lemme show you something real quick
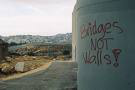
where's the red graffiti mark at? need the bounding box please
[112,48,122,68]
[80,21,124,40]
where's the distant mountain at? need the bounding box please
[1,33,72,44]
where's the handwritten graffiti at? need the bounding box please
[112,48,122,67]
[80,21,123,39]
[81,20,123,68]
[83,49,122,67]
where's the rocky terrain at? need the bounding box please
[0,56,52,78]
[8,43,72,57]
[0,55,71,79]
[0,33,72,79]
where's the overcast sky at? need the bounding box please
[0,0,76,36]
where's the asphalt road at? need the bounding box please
[0,61,77,90]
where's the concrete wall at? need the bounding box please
[73,0,135,90]
[72,5,77,61]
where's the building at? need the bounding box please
[0,39,8,60]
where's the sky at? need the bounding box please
[0,0,76,36]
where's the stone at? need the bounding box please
[15,62,25,72]
[5,57,12,62]
[0,63,14,74]
[53,58,56,61]
[32,57,36,60]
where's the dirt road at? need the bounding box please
[0,61,77,90]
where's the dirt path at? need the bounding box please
[0,60,77,90]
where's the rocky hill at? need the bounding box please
[1,33,72,44]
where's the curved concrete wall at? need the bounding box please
[72,0,135,90]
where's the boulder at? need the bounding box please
[0,63,14,74]
[15,62,24,72]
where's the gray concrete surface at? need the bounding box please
[0,61,77,90]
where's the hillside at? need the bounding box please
[1,33,72,44]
